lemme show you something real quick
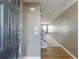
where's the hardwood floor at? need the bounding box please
[41,47,73,59]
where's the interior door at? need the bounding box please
[0,0,20,59]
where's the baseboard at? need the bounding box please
[59,44,77,59]
[41,46,47,48]
[23,57,40,59]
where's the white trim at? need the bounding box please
[23,57,40,59]
[0,4,4,51]
[58,43,77,59]
[41,46,47,48]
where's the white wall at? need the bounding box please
[49,2,78,57]
[45,34,61,47]
[23,3,41,57]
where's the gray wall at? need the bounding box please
[49,2,78,57]
[23,3,41,57]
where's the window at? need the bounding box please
[41,24,54,34]
[41,24,48,34]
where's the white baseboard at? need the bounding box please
[59,44,77,59]
[41,46,47,48]
[23,57,40,59]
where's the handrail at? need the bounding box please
[41,38,47,48]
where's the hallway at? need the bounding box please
[0,0,78,59]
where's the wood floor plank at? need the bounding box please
[41,47,73,59]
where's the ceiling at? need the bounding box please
[23,0,77,24]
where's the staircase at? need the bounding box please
[41,38,47,48]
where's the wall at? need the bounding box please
[23,3,41,57]
[49,2,78,57]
